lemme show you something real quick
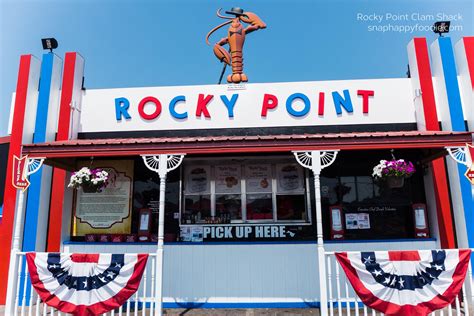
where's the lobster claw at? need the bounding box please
[213,44,231,65]
[240,12,266,29]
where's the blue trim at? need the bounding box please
[438,38,465,130]
[162,302,320,309]
[20,53,57,304]
[63,240,318,245]
[438,38,474,249]
[63,238,436,246]
[23,53,55,252]
[325,238,436,244]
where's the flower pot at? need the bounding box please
[81,183,102,193]
[386,176,404,188]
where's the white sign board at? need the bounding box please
[79,79,415,133]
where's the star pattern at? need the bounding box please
[361,250,446,291]
[46,253,125,290]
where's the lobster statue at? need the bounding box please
[206,7,266,84]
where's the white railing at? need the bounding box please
[11,252,157,316]
[324,250,474,316]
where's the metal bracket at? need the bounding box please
[142,154,185,177]
[293,151,339,171]
[446,146,471,167]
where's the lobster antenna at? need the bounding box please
[205,20,232,45]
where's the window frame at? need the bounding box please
[180,156,312,226]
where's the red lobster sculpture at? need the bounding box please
[206,7,266,84]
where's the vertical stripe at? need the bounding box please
[47,52,84,251]
[23,54,62,249]
[455,37,474,132]
[407,38,456,248]
[431,37,474,249]
[438,38,465,130]
[19,53,62,304]
[0,55,40,304]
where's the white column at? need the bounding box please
[5,157,44,315]
[293,150,338,316]
[142,154,184,316]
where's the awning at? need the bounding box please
[21,130,472,170]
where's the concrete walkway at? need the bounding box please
[0,306,320,315]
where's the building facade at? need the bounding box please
[0,36,473,312]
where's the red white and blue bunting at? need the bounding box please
[336,250,471,316]
[26,253,148,316]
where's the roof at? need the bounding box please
[0,136,10,145]
[23,130,472,159]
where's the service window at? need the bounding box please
[183,165,211,224]
[275,163,306,221]
[181,158,310,225]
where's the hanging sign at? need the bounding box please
[12,155,29,191]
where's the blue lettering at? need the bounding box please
[286,93,310,117]
[332,90,353,115]
[169,95,187,119]
[220,94,239,118]
[115,97,131,121]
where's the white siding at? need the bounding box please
[64,240,437,304]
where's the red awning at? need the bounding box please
[22,130,472,159]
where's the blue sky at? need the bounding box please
[0,0,472,136]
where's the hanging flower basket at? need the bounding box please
[68,167,109,193]
[372,159,415,188]
[386,176,405,188]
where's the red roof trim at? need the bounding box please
[21,131,472,158]
[0,136,10,144]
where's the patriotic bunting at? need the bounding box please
[26,253,148,316]
[335,250,471,316]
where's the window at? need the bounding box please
[183,166,211,223]
[320,150,428,240]
[181,159,310,224]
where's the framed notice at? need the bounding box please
[74,160,134,235]
[245,164,272,193]
[138,208,152,234]
[215,164,241,194]
[345,213,371,230]
[185,165,210,194]
[276,163,304,193]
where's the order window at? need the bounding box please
[182,159,310,224]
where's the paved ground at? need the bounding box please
[0,306,320,315]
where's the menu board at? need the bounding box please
[185,165,210,194]
[245,164,272,193]
[215,165,241,194]
[75,160,134,235]
[276,163,304,193]
[345,213,370,230]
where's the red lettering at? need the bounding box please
[261,94,278,117]
[138,96,161,120]
[357,90,374,114]
[318,92,324,116]
[196,94,213,118]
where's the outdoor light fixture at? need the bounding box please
[433,21,450,36]
[41,38,58,52]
